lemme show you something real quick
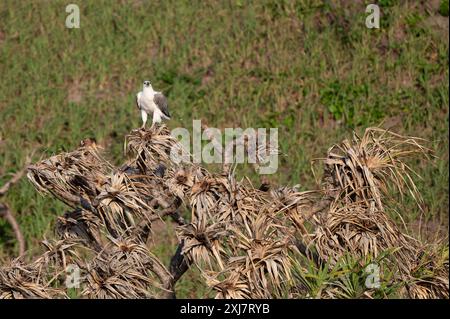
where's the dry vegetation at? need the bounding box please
[0,124,447,299]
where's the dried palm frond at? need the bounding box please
[268,186,322,235]
[27,143,112,208]
[0,239,80,299]
[311,200,417,275]
[95,172,156,237]
[82,238,172,298]
[56,208,103,251]
[177,220,228,271]
[224,179,267,224]
[189,173,267,226]
[316,127,430,210]
[190,174,233,224]
[225,213,294,298]
[33,239,85,272]
[407,244,449,299]
[207,270,252,299]
[13,123,445,300]
[124,125,179,173]
[0,259,67,299]
[183,180,297,299]
[83,258,153,298]
[165,165,207,201]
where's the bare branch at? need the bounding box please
[0,203,25,256]
[0,166,27,196]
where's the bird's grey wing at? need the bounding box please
[153,93,170,118]
[136,92,142,110]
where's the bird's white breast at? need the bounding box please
[139,90,157,113]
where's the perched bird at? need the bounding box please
[136,81,170,128]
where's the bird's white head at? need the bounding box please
[143,80,153,91]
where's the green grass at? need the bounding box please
[0,0,448,297]
[440,0,449,16]
[293,249,403,299]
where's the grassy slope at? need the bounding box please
[0,0,448,297]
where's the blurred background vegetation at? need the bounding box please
[0,0,448,297]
